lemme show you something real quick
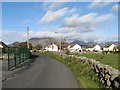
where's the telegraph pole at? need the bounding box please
[55,32,62,56]
[27,27,29,49]
[60,35,62,56]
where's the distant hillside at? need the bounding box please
[9,37,119,49]
[70,40,96,48]
[70,40,119,48]
[8,41,19,47]
[29,37,62,49]
[70,40,87,45]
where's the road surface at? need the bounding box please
[2,54,79,88]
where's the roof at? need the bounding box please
[70,44,82,49]
[0,42,8,48]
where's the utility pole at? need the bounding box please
[55,32,62,57]
[60,35,62,57]
[27,27,29,49]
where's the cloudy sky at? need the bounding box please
[2,1,118,44]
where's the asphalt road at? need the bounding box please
[2,54,79,88]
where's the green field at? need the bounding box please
[76,53,119,70]
[39,52,105,89]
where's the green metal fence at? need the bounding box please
[7,47,30,70]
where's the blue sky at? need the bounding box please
[2,1,118,44]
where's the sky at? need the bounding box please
[1,1,119,44]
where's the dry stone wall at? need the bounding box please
[78,56,120,89]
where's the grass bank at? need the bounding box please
[75,53,119,70]
[38,52,105,89]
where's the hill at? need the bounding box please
[29,37,62,49]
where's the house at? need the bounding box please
[86,48,94,52]
[0,39,3,48]
[0,44,3,48]
[67,45,71,49]
[69,44,82,52]
[103,48,109,51]
[44,43,58,51]
[0,41,8,49]
[92,45,102,52]
[108,44,117,51]
[0,41,8,53]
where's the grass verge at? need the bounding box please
[38,52,105,89]
[74,53,119,70]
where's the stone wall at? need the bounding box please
[77,56,120,89]
[51,52,120,89]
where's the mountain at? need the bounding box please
[70,40,97,48]
[29,37,62,48]
[70,40,87,45]
[70,40,120,48]
[8,41,19,47]
[9,37,119,49]
[98,41,119,48]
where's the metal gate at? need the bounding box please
[7,47,30,70]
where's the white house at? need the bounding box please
[69,44,82,52]
[45,43,58,51]
[86,48,94,52]
[92,45,102,51]
[0,44,3,48]
[103,48,109,51]
[0,39,3,48]
[108,44,116,51]
[67,45,71,49]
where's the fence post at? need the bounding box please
[21,48,24,62]
[18,48,21,64]
[14,48,17,67]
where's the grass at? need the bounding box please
[75,53,119,70]
[38,52,105,89]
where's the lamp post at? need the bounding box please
[55,32,62,56]
[27,27,29,49]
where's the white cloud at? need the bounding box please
[87,2,111,9]
[2,29,118,44]
[2,30,27,44]
[112,4,118,13]
[62,13,113,32]
[61,31,118,43]
[43,2,65,11]
[22,19,29,25]
[57,27,76,33]
[40,7,69,24]
[29,30,58,38]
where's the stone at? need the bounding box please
[101,72,105,77]
[106,79,111,86]
[109,69,119,76]
[105,74,110,81]
[118,74,120,81]
[100,78,105,84]
[113,80,119,88]
[87,59,92,64]
[106,86,110,88]
[95,67,99,73]
[110,75,118,81]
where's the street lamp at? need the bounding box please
[27,27,29,49]
[54,32,62,56]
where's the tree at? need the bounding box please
[12,42,33,50]
[34,44,42,50]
